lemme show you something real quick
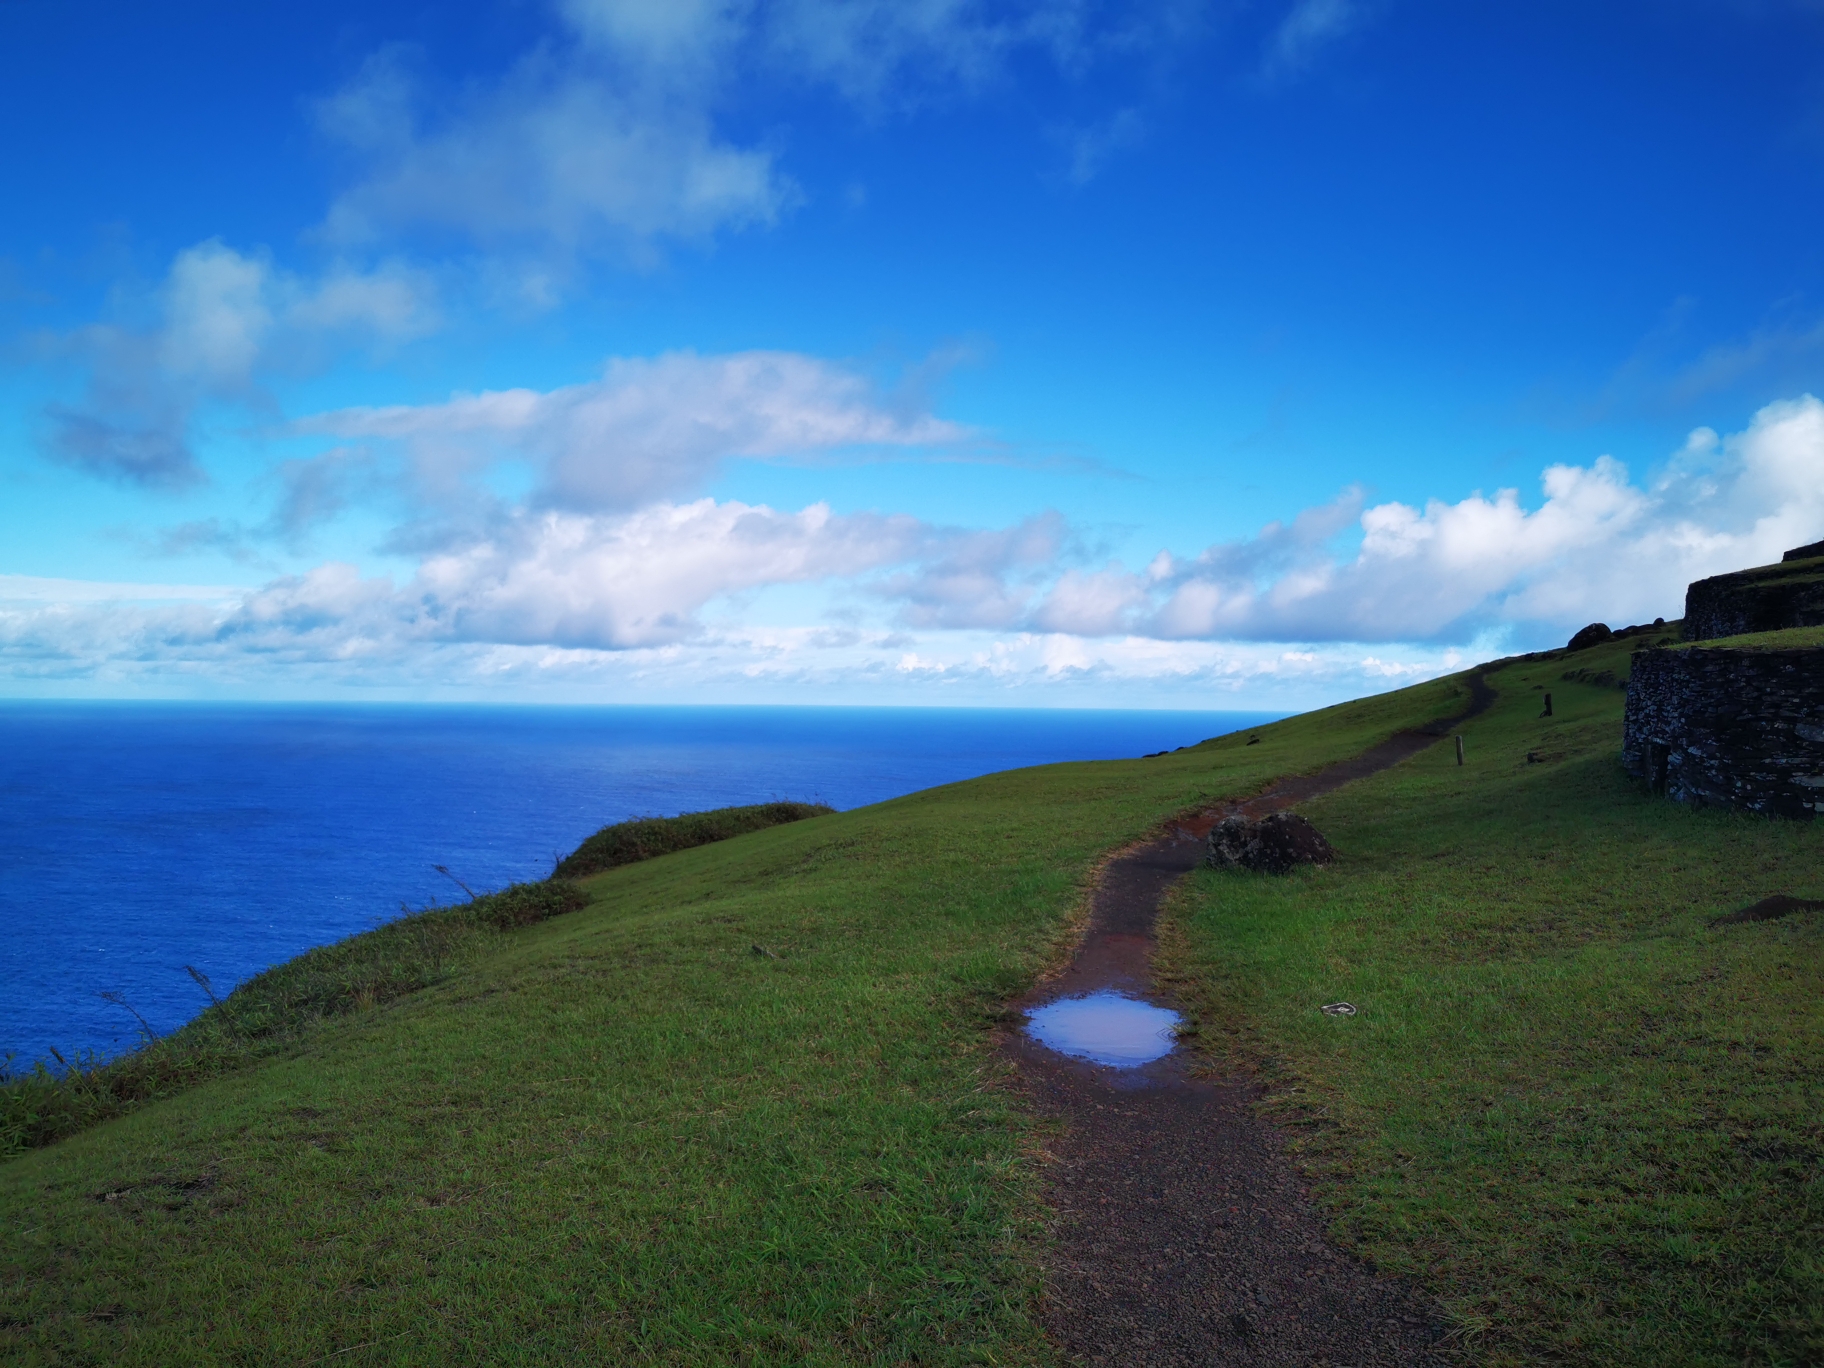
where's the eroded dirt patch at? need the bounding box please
[1711,894,1824,926]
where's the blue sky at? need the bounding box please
[4,0,1823,707]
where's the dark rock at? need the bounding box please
[1567,622,1613,651]
[1782,539,1824,563]
[1207,813,1337,874]
[1207,816,1251,867]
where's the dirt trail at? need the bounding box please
[1009,671,1497,1366]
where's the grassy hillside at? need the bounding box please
[1164,632,1824,1366]
[5,646,1818,1366]
[0,678,1463,1366]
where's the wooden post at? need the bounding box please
[1455,735,1465,766]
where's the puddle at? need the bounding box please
[1024,991,1181,1068]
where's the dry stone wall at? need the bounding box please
[1622,645,1824,819]
[1682,554,1824,641]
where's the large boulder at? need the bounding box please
[1206,812,1337,874]
[1567,622,1613,651]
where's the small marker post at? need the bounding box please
[1455,735,1465,766]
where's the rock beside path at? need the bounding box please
[1206,812,1336,874]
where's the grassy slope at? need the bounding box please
[0,678,1464,1367]
[1165,633,1824,1367]
[1673,623,1824,651]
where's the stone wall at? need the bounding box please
[1682,553,1824,641]
[1622,646,1824,819]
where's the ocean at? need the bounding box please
[0,702,1282,1067]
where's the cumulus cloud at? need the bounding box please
[41,241,438,488]
[1017,394,1824,644]
[411,499,926,648]
[2,496,1020,678]
[22,380,1824,702]
[301,349,969,511]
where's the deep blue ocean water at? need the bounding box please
[0,703,1281,1067]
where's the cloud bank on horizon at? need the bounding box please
[4,0,1824,706]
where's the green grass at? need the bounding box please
[1697,556,1824,591]
[555,801,834,879]
[1671,623,1824,651]
[0,678,1466,1366]
[1162,630,1824,1366]
[1,882,587,1160]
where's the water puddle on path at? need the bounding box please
[1024,991,1181,1068]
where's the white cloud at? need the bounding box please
[0,581,1463,708]
[411,499,925,648]
[157,242,273,386]
[1266,0,1365,74]
[559,0,748,83]
[560,0,1106,106]
[315,1,1171,269]
[1023,394,1824,644]
[19,394,1823,701]
[318,48,791,260]
[302,349,969,511]
[761,0,1084,105]
[870,513,1065,629]
[0,575,240,605]
[1062,107,1144,186]
[41,241,438,488]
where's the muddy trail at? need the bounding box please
[1008,671,1497,1366]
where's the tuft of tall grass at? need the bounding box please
[0,879,587,1160]
[553,801,833,878]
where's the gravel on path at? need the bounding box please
[1008,675,1496,1365]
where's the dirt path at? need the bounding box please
[1008,673,1496,1366]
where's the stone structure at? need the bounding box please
[1622,646,1824,821]
[1620,540,1824,818]
[1682,547,1824,641]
